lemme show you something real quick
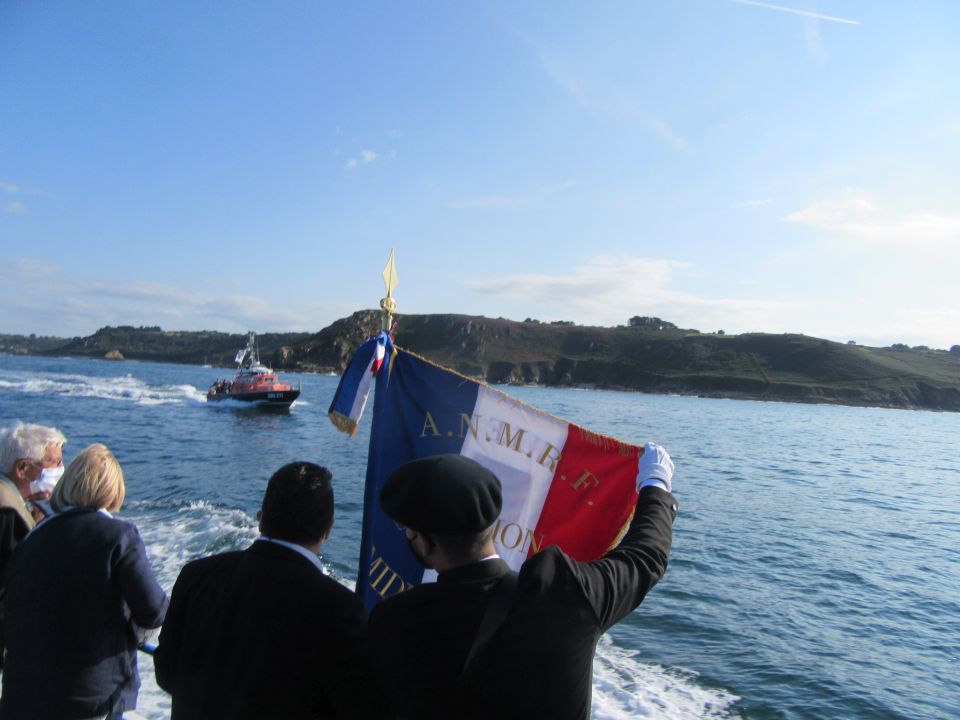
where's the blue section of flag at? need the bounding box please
[327,334,381,437]
[355,345,480,609]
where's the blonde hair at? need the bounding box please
[51,444,126,513]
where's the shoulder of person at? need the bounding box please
[290,563,363,605]
[520,543,569,579]
[92,512,152,545]
[0,506,29,532]
[179,549,245,578]
[368,579,439,622]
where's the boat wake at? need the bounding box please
[592,635,739,719]
[0,371,207,406]
[122,501,739,720]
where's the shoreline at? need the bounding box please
[5,351,954,414]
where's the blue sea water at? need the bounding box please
[0,353,957,720]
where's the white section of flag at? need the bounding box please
[460,385,568,570]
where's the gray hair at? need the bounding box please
[0,421,67,476]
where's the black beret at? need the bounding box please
[380,455,502,535]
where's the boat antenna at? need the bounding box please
[380,248,398,333]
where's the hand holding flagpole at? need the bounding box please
[380,249,398,332]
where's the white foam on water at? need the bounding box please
[0,371,206,406]
[591,635,739,719]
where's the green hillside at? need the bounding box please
[5,314,959,411]
[295,312,960,411]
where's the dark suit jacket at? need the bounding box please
[154,539,389,720]
[0,508,168,719]
[368,485,678,720]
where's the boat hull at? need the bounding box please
[206,388,301,408]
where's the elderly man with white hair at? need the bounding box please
[0,421,67,668]
[0,420,67,529]
[0,420,67,567]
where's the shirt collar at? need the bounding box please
[258,536,327,574]
[53,505,113,518]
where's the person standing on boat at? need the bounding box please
[0,421,67,665]
[154,462,390,720]
[0,420,67,531]
[367,443,678,720]
[0,443,168,720]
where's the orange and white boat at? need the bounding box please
[207,332,301,408]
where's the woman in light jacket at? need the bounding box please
[0,444,168,720]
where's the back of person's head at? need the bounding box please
[0,421,67,476]
[259,462,334,545]
[429,528,496,566]
[51,443,125,512]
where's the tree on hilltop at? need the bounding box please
[628,316,677,330]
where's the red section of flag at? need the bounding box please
[370,340,386,375]
[531,426,641,561]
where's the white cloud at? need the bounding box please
[82,281,204,304]
[729,0,860,25]
[0,262,334,336]
[543,57,687,150]
[344,149,378,170]
[0,181,21,194]
[1,201,27,215]
[784,187,960,247]
[511,27,687,151]
[781,299,960,350]
[469,256,791,332]
[803,14,829,66]
[0,258,59,279]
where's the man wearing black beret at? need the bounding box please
[368,443,678,720]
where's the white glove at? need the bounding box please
[638,442,674,493]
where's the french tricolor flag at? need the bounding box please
[328,331,394,437]
[330,333,644,610]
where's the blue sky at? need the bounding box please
[2,1,958,348]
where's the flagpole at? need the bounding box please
[380,249,398,332]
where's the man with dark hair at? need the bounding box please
[368,443,678,720]
[155,462,389,720]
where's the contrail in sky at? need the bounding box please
[730,0,861,25]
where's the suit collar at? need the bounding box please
[252,537,326,574]
[438,557,510,584]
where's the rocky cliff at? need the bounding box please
[288,311,960,412]
[8,314,959,412]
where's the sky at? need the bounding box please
[2,1,958,349]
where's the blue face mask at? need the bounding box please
[29,465,64,495]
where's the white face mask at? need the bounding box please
[29,465,64,495]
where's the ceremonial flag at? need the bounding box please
[330,332,645,610]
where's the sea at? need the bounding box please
[0,353,957,720]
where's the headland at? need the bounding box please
[4,312,959,412]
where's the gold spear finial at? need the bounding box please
[380,248,398,332]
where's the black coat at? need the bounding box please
[0,509,168,720]
[368,485,678,720]
[154,539,390,720]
